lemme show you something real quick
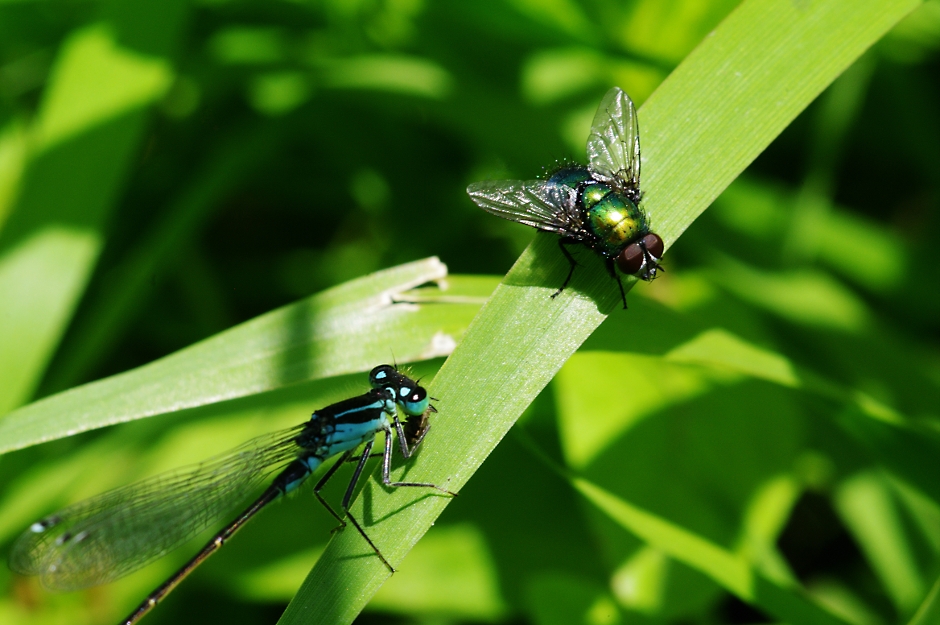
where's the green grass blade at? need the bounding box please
[835,472,925,613]
[0,258,488,454]
[908,576,940,625]
[279,0,921,623]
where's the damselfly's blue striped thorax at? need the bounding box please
[9,365,454,625]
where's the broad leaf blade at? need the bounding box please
[0,258,487,454]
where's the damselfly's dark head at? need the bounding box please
[369,364,432,417]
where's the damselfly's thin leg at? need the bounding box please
[318,420,456,572]
[312,450,358,530]
[332,439,398,571]
[388,417,456,495]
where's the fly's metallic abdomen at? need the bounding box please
[546,164,592,189]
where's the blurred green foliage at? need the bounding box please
[1,0,939,625]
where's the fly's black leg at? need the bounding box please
[552,237,580,299]
[605,259,628,310]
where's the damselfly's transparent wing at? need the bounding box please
[586,87,640,193]
[466,179,580,234]
[10,424,306,591]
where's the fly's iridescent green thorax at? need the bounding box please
[547,165,649,258]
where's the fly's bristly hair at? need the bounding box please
[541,158,575,180]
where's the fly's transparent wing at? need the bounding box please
[10,424,306,591]
[467,179,579,234]
[586,87,640,192]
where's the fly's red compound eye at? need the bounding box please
[616,242,645,275]
[616,233,664,276]
[642,233,664,260]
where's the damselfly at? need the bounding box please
[10,365,453,625]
